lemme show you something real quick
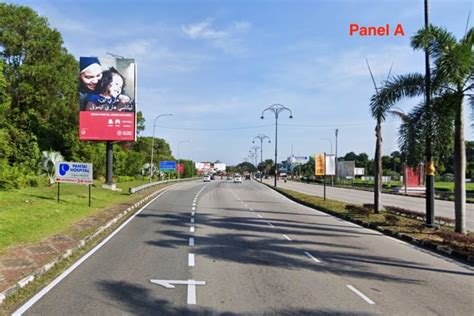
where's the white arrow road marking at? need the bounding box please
[150,279,206,305]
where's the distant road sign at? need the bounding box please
[54,162,93,184]
[160,161,177,172]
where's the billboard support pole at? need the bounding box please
[57,182,60,203]
[89,184,91,207]
[106,141,114,185]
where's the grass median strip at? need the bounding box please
[0,180,160,255]
[271,186,474,262]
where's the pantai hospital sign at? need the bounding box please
[55,162,93,184]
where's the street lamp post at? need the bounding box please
[250,146,260,168]
[261,104,293,187]
[177,140,191,180]
[150,114,173,182]
[321,138,334,185]
[335,128,339,181]
[253,134,271,182]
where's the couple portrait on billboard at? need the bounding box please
[79,56,137,141]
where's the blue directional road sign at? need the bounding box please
[160,161,177,172]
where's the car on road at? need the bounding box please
[203,175,211,182]
[234,176,242,183]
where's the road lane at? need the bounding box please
[21,181,208,315]
[191,180,473,315]
[262,178,474,231]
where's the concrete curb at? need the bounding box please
[0,184,172,305]
[264,183,474,267]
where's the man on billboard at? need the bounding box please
[79,56,136,142]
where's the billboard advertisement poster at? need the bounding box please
[337,161,355,178]
[315,154,325,176]
[55,162,93,184]
[214,163,226,172]
[325,154,335,176]
[160,161,176,173]
[195,162,211,174]
[79,56,137,141]
[177,163,185,174]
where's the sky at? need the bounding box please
[8,0,474,165]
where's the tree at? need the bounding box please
[0,3,79,167]
[375,25,473,233]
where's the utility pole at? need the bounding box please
[424,0,436,227]
[335,128,339,182]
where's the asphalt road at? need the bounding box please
[262,178,474,231]
[17,180,474,315]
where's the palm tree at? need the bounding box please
[40,150,64,185]
[374,25,473,233]
[368,59,395,214]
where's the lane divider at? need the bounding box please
[347,285,375,305]
[283,234,292,241]
[188,254,195,267]
[304,251,321,263]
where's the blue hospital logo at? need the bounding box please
[59,163,70,176]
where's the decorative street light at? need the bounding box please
[250,146,260,167]
[150,113,173,182]
[177,140,191,180]
[253,134,271,182]
[260,104,293,187]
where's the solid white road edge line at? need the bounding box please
[304,251,321,263]
[12,186,174,316]
[283,234,292,241]
[188,254,195,267]
[347,285,375,305]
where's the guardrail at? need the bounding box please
[129,177,198,194]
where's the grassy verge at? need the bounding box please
[0,180,153,255]
[272,187,474,261]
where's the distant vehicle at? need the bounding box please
[245,174,251,180]
[203,175,211,182]
[227,175,233,180]
[234,176,242,183]
[210,174,215,180]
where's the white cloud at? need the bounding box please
[182,19,228,40]
[181,19,252,56]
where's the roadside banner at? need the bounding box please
[54,162,93,184]
[325,154,336,176]
[315,154,325,176]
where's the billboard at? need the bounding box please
[325,154,335,176]
[79,56,136,141]
[214,163,226,172]
[195,162,211,174]
[55,162,93,184]
[337,161,356,179]
[315,154,325,176]
[160,161,177,172]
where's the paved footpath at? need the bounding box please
[262,178,474,231]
